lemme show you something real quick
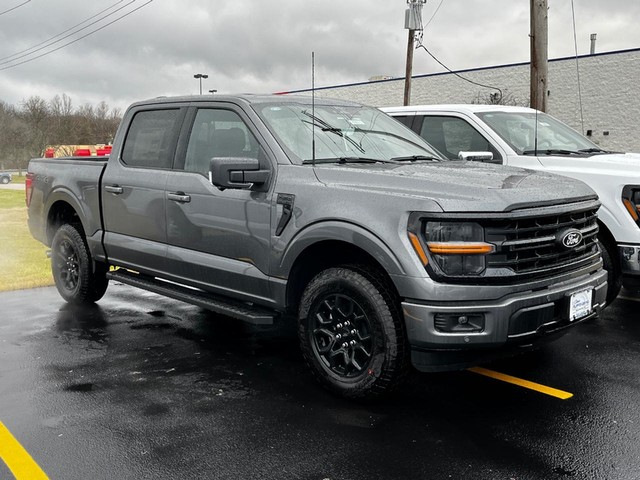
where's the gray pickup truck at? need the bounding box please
[27,94,607,398]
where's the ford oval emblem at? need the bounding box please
[559,229,583,249]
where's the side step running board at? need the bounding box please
[106,269,275,325]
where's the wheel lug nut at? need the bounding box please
[351,329,357,335]
[344,321,350,326]
[336,334,342,339]
[342,342,348,348]
[336,323,343,329]
[349,340,356,346]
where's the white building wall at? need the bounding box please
[298,49,640,152]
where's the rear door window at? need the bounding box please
[121,109,181,169]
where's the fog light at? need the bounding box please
[434,313,485,333]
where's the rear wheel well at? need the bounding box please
[285,240,400,315]
[46,201,82,245]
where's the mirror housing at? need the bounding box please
[458,151,495,162]
[209,157,270,190]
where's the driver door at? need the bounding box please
[163,105,274,303]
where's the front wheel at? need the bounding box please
[51,223,109,304]
[599,236,621,306]
[298,266,409,399]
[0,177,9,184]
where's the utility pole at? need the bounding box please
[404,29,415,106]
[530,0,548,112]
[404,0,426,106]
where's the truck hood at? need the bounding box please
[538,152,640,176]
[313,160,596,212]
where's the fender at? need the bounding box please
[45,186,98,240]
[276,220,407,279]
[596,201,635,244]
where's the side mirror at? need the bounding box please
[458,151,495,162]
[209,157,270,190]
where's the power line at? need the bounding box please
[571,0,585,134]
[0,0,127,63]
[413,0,502,102]
[0,0,30,17]
[423,0,444,29]
[415,42,503,101]
[0,0,136,67]
[0,0,153,71]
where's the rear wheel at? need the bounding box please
[51,223,109,304]
[599,235,621,306]
[298,266,409,399]
[0,177,9,184]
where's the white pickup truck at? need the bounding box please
[383,104,640,304]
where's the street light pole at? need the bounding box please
[193,73,208,95]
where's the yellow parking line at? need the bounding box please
[468,366,573,400]
[0,421,49,480]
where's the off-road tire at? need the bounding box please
[51,223,109,304]
[298,266,409,399]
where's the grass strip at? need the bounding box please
[0,190,53,292]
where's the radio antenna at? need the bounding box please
[312,51,316,165]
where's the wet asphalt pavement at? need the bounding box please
[1,283,639,480]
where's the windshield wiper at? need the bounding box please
[302,157,391,165]
[578,148,615,154]
[391,154,440,162]
[522,148,581,156]
[301,111,365,154]
[351,125,439,153]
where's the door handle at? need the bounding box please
[167,192,191,203]
[105,185,123,194]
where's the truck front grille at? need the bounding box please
[414,200,603,284]
[484,206,600,276]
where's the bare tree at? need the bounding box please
[0,94,123,171]
[471,90,528,107]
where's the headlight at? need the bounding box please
[622,186,640,227]
[408,217,494,277]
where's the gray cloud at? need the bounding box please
[0,0,638,110]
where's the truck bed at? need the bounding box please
[27,157,108,247]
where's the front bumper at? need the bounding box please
[401,268,607,372]
[619,244,640,290]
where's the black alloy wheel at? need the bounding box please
[311,293,373,378]
[55,237,81,292]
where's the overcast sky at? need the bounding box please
[1,0,639,111]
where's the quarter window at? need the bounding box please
[121,109,180,169]
[389,115,414,128]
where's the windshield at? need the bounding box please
[476,111,601,155]
[255,101,444,164]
